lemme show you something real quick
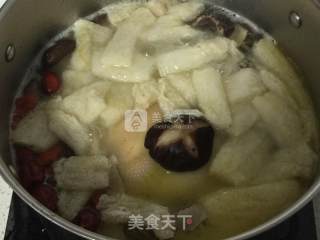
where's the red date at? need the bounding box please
[37,143,65,166]
[41,71,61,95]
[87,189,106,208]
[73,207,101,232]
[15,146,37,163]
[44,166,57,187]
[12,94,38,129]
[42,39,76,68]
[18,159,45,189]
[31,184,58,212]
[15,146,45,189]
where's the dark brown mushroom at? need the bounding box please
[239,23,263,53]
[144,115,214,172]
[91,13,108,25]
[191,12,235,37]
[42,39,76,68]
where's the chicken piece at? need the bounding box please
[54,155,113,191]
[12,104,58,151]
[102,104,216,206]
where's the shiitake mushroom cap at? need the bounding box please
[144,115,214,172]
[42,38,76,68]
[191,8,263,52]
[191,9,235,37]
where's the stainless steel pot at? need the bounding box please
[1,0,320,239]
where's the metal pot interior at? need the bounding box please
[0,0,320,239]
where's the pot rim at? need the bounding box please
[0,0,320,240]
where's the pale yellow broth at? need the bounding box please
[102,104,227,208]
